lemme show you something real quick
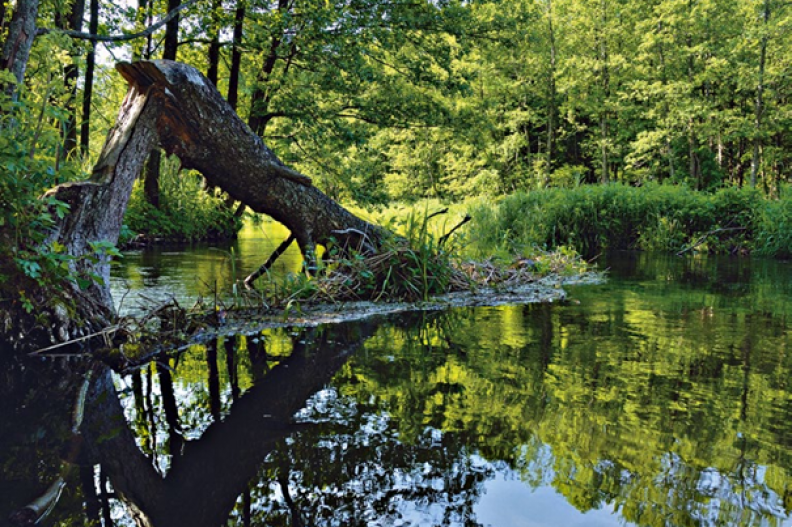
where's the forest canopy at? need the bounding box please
[2,0,790,207]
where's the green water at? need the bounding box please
[1,252,791,526]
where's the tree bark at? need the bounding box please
[0,60,387,352]
[227,0,246,111]
[55,0,85,158]
[0,0,39,99]
[142,0,180,208]
[750,0,770,188]
[120,60,387,261]
[79,0,99,154]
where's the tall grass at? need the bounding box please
[123,163,242,243]
[466,183,791,258]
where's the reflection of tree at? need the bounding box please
[0,356,104,524]
[342,283,792,526]
[239,393,493,527]
[4,254,791,527]
[81,321,379,527]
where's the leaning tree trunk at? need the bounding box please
[118,60,387,260]
[1,59,388,353]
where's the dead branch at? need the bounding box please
[244,233,297,289]
[439,214,472,247]
[676,226,747,256]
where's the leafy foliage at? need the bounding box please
[467,183,792,257]
[123,164,242,243]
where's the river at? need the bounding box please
[1,235,790,526]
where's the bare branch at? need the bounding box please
[37,0,199,42]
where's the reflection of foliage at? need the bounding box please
[101,254,792,526]
[335,255,792,526]
[233,391,493,527]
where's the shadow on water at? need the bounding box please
[2,253,792,526]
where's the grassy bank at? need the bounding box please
[465,184,792,259]
[122,167,243,244]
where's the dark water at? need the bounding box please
[1,250,791,527]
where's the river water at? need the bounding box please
[1,235,791,527]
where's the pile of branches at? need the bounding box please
[259,245,588,306]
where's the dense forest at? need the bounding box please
[3,0,791,198]
[1,0,791,304]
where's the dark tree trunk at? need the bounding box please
[163,0,180,61]
[248,0,290,136]
[79,0,99,154]
[0,60,387,353]
[206,0,221,86]
[0,0,39,99]
[143,148,161,207]
[55,0,85,157]
[142,0,180,208]
[227,0,246,111]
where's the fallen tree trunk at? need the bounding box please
[0,59,390,353]
[117,60,388,262]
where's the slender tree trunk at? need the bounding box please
[143,0,180,208]
[143,149,161,208]
[207,340,221,420]
[248,0,290,136]
[545,0,556,176]
[598,0,609,184]
[55,0,85,157]
[206,0,221,86]
[0,0,40,99]
[163,0,180,61]
[686,10,700,188]
[751,0,770,188]
[80,0,98,154]
[227,0,246,111]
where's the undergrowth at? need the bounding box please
[123,163,242,243]
[466,183,792,258]
[251,208,589,307]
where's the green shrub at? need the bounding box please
[466,183,791,258]
[755,198,792,258]
[123,167,242,242]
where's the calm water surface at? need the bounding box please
[1,245,791,527]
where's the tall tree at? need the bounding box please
[55,0,86,157]
[227,0,245,110]
[79,0,98,153]
[0,0,40,99]
[142,0,182,208]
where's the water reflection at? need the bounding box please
[2,253,791,526]
[111,221,302,315]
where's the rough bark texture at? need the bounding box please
[118,60,387,260]
[1,59,388,353]
[0,0,39,97]
[2,82,160,352]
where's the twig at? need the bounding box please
[676,227,747,256]
[36,0,200,42]
[29,326,120,355]
[439,214,472,247]
[426,208,449,220]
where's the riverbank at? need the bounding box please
[466,183,792,259]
